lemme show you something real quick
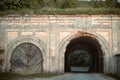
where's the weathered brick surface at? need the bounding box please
[0,15,120,73]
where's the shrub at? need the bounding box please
[0,47,5,65]
[58,0,77,9]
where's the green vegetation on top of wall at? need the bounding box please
[0,8,120,16]
[0,0,120,15]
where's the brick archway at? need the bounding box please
[6,36,47,73]
[65,36,103,72]
[59,31,109,73]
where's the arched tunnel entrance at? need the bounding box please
[64,36,104,73]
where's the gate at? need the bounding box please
[10,42,43,73]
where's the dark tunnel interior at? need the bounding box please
[64,36,104,73]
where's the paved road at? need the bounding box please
[16,73,116,80]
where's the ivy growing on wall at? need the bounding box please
[0,47,5,65]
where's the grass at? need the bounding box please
[0,72,120,80]
[106,73,120,80]
[0,8,120,16]
[0,72,62,80]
